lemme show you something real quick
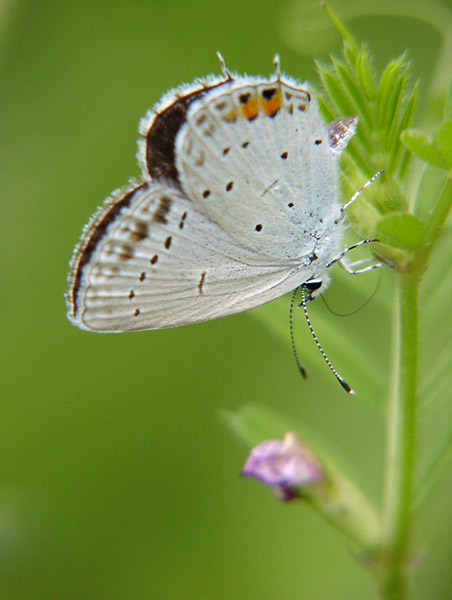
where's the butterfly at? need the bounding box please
[67,55,358,336]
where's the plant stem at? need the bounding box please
[377,176,452,598]
[379,271,419,599]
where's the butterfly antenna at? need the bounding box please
[290,289,307,379]
[300,286,355,395]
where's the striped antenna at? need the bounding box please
[291,285,355,395]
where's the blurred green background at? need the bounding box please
[2,1,452,598]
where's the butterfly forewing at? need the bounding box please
[176,79,341,261]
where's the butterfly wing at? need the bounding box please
[67,180,312,332]
[175,78,348,263]
[68,68,358,333]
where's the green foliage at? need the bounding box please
[316,42,419,269]
[4,2,452,600]
[402,75,452,170]
[229,6,452,600]
[376,214,425,252]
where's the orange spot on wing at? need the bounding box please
[260,89,283,117]
[240,97,259,121]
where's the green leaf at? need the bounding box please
[414,164,448,224]
[401,129,449,168]
[378,60,411,157]
[333,62,374,152]
[396,83,419,179]
[334,59,374,128]
[320,2,358,50]
[376,213,426,251]
[377,56,406,133]
[343,41,358,72]
[317,66,356,117]
[386,74,417,173]
[355,46,377,100]
[433,121,452,167]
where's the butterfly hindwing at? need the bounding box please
[67,181,314,332]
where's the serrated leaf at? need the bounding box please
[356,47,377,100]
[343,42,358,72]
[318,67,356,117]
[376,213,426,251]
[433,121,452,168]
[334,61,374,135]
[385,73,415,171]
[380,69,408,154]
[401,129,449,168]
[377,56,406,130]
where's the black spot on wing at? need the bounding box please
[198,271,206,294]
[239,92,251,104]
[178,211,187,229]
[152,195,172,224]
[121,220,149,242]
[262,88,276,100]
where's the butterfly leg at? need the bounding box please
[327,238,388,274]
[338,257,386,275]
[326,238,377,268]
[336,170,384,221]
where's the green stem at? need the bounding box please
[378,271,419,599]
[376,176,452,598]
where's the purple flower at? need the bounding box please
[242,432,324,501]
